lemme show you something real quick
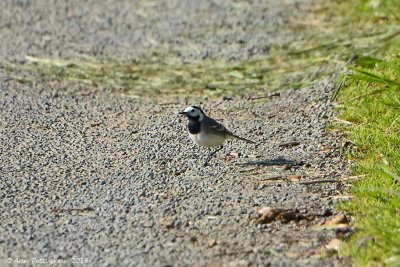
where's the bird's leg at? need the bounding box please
[204,149,213,167]
[204,145,223,166]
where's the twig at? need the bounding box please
[237,167,259,173]
[89,122,102,127]
[342,175,366,180]
[298,175,363,186]
[298,179,343,185]
[51,207,94,213]
[256,174,302,183]
[332,117,354,125]
[279,141,300,148]
[248,92,280,100]
[159,102,180,106]
[241,160,300,167]
[256,175,285,183]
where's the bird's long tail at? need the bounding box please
[230,134,257,144]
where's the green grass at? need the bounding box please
[334,0,400,264]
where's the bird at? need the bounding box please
[179,106,256,166]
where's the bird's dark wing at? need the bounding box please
[203,116,257,144]
[202,116,233,137]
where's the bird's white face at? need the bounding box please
[183,106,205,121]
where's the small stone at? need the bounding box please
[256,207,279,224]
[325,238,341,252]
[325,214,348,225]
[282,164,291,170]
[222,96,233,101]
[207,239,216,247]
[229,151,240,157]
[248,253,257,262]
[288,174,301,181]
[163,218,175,229]
[285,252,299,258]
[322,209,333,217]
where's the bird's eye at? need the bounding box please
[191,110,195,113]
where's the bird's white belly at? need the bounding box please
[189,131,226,147]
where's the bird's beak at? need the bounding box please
[178,111,186,115]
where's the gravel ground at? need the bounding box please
[0,0,350,266]
[0,0,305,62]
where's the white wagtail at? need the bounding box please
[179,106,256,166]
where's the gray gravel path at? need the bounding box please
[0,0,350,266]
[0,0,304,62]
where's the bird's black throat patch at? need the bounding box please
[188,119,201,134]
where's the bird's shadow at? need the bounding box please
[238,157,302,167]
